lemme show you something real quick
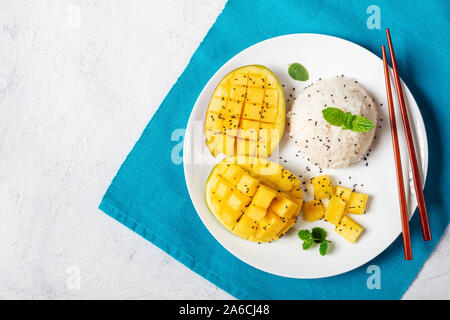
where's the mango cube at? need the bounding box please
[242,102,262,121]
[208,96,227,113]
[279,218,296,236]
[312,175,333,199]
[246,87,265,104]
[256,211,286,239]
[252,185,276,208]
[302,199,325,222]
[270,195,298,218]
[246,205,267,221]
[231,72,248,86]
[238,119,259,140]
[335,215,364,243]
[215,181,231,198]
[347,192,368,215]
[236,174,259,196]
[233,213,258,238]
[221,205,242,226]
[210,196,222,214]
[335,186,352,203]
[222,165,245,183]
[324,196,346,226]
[229,85,247,101]
[227,192,249,212]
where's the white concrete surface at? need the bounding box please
[0,0,447,299]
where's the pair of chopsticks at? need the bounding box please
[382,29,432,260]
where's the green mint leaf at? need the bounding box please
[298,229,311,241]
[319,240,328,256]
[322,107,346,126]
[302,238,314,250]
[311,227,327,241]
[288,63,309,81]
[322,107,374,133]
[351,115,375,132]
[344,112,354,130]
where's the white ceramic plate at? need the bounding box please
[183,34,428,278]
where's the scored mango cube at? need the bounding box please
[312,175,334,199]
[221,205,242,226]
[227,193,247,212]
[231,72,248,86]
[233,213,258,238]
[225,100,243,118]
[270,195,298,219]
[238,119,259,140]
[236,174,259,196]
[205,112,223,130]
[324,196,347,226]
[209,196,222,214]
[256,211,286,239]
[222,165,246,183]
[261,106,277,123]
[233,155,256,170]
[335,215,364,243]
[263,88,278,107]
[229,86,246,101]
[347,192,368,215]
[257,160,283,177]
[208,96,227,113]
[302,199,325,222]
[248,74,266,87]
[246,205,267,221]
[208,174,220,191]
[246,87,265,104]
[215,180,231,198]
[242,102,262,121]
[252,185,276,208]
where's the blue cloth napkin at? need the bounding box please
[100,0,450,299]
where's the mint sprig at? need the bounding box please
[297,227,331,256]
[288,63,309,81]
[322,107,374,133]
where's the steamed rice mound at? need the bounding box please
[289,76,378,168]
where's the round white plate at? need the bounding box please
[183,34,428,278]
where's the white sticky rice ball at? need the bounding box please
[289,76,378,168]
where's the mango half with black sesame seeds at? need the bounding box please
[204,65,285,158]
[205,157,302,242]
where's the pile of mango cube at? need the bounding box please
[302,175,368,243]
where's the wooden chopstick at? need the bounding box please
[386,29,432,241]
[382,46,413,260]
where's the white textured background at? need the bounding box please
[0,0,448,299]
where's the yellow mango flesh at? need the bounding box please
[204,65,285,158]
[312,175,334,199]
[347,192,368,214]
[205,157,302,242]
[324,196,346,226]
[302,199,325,222]
[335,215,364,243]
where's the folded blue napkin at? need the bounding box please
[100,0,450,299]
